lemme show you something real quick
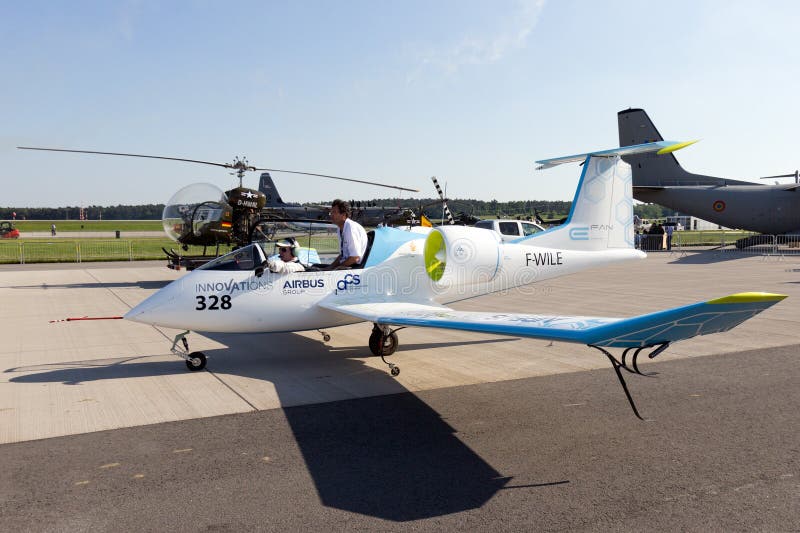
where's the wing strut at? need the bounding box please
[587,342,670,420]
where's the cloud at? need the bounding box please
[408,0,545,82]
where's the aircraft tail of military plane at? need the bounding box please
[258,172,288,207]
[618,108,752,187]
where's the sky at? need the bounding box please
[3,0,800,208]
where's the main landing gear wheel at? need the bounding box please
[369,328,398,357]
[185,352,207,371]
[370,324,403,376]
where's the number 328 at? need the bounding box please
[195,295,232,310]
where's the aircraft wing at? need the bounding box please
[535,140,697,170]
[320,293,785,348]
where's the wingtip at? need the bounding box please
[656,139,699,155]
[706,292,787,305]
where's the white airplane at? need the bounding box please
[105,141,784,419]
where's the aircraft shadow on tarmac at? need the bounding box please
[6,332,570,520]
[668,249,800,265]
[6,280,171,290]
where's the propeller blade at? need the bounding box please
[431,176,455,225]
[759,170,799,180]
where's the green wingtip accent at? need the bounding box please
[657,139,699,155]
[707,292,787,305]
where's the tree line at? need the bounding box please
[1,200,673,221]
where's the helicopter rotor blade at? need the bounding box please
[253,167,418,193]
[16,146,244,170]
[17,146,418,192]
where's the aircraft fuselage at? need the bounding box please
[634,184,800,234]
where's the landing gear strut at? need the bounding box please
[318,329,331,342]
[171,330,207,371]
[588,342,670,420]
[370,324,402,376]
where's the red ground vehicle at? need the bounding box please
[0,221,20,239]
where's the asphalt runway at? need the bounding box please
[1,251,799,529]
[2,347,798,531]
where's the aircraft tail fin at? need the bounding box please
[258,173,286,207]
[529,141,693,251]
[618,108,692,186]
[618,108,748,186]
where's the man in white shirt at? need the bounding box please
[267,239,305,274]
[326,199,368,269]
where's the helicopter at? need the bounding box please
[17,147,419,250]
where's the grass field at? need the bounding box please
[0,233,341,263]
[0,226,777,264]
[7,220,163,232]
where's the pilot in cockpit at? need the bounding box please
[267,239,305,274]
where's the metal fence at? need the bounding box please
[0,233,342,265]
[3,232,800,265]
[638,233,800,256]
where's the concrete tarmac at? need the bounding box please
[1,249,798,528]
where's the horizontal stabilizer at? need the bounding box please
[535,140,697,170]
[321,293,785,348]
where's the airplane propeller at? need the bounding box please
[431,176,455,225]
[759,170,799,184]
[17,146,419,192]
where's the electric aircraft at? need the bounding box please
[114,141,784,419]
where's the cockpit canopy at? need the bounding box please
[162,183,229,242]
[196,243,266,271]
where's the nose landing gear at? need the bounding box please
[370,324,402,376]
[171,330,207,371]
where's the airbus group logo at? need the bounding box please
[336,273,361,291]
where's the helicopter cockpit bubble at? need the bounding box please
[162,183,230,243]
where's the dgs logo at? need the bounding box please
[337,273,361,291]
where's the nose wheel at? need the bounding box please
[185,352,207,371]
[171,331,208,372]
[370,324,402,376]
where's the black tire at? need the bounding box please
[186,352,207,371]
[369,329,398,357]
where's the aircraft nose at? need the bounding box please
[124,279,182,325]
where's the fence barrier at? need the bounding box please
[2,232,800,265]
[0,233,342,265]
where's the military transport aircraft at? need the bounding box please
[56,141,785,419]
[619,108,800,241]
[257,173,414,230]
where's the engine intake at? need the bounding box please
[424,226,502,286]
